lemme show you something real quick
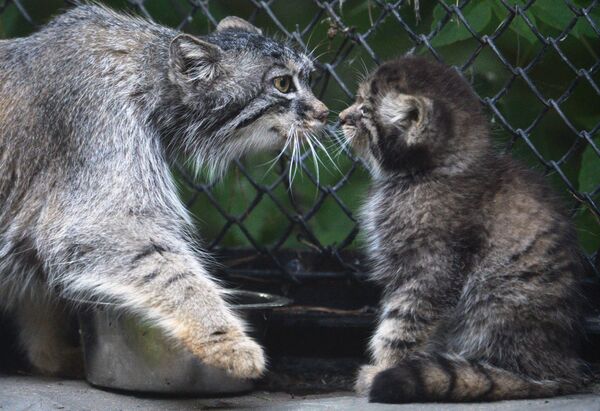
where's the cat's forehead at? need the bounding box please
[357,81,371,97]
[205,30,313,75]
[362,61,409,99]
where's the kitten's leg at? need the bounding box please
[15,292,83,378]
[52,235,264,378]
[356,280,448,394]
[367,268,586,403]
[443,268,585,385]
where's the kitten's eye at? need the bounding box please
[360,105,369,115]
[273,76,294,93]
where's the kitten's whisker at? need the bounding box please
[331,128,354,159]
[333,97,354,106]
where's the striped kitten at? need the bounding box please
[0,5,327,377]
[339,56,589,403]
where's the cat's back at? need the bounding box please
[0,5,174,209]
[480,154,583,274]
[0,4,173,101]
[0,5,173,147]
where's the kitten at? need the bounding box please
[0,5,327,377]
[339,56,589,403]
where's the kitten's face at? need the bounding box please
[339,57,484,178]
[168,17,328,179]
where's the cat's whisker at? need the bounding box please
[295,132,303,185]
[310,131,342,175]
[262,133,292,177]
[304,132,321,187]
[307,133,329,170]
[288,125,303,189]
[287,125,297,188]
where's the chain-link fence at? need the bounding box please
[1,0,598,287]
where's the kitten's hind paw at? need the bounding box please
[355,364,389,396]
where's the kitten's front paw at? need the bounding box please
[188,329,266,379]
[355,364,389,396]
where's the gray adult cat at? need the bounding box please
[0,4,327,377]
[339,56,589,403]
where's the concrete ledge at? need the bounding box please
[2,374,600,410]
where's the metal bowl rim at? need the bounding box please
[66,289,292,310]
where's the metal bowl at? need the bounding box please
[74,290,291,395]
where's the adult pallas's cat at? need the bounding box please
[0,4,327,377]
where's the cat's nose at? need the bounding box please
[313,101,329,124]
[315,109,328,124]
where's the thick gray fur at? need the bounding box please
[0,3,327,377]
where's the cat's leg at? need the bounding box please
[15,290,83,377]
[46,227,265,378]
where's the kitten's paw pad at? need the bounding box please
[194,334,266,379]
[29,346,85,379]
[355,364,388,396]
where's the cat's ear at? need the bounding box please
[169,34,223,84]
[379,93,432,132]
[216,16,262,35]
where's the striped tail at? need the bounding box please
[369,354,575,403]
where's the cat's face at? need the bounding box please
[168,17,328,179]
[339,56,485,178]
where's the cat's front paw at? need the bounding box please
[355,364,389,396]
[188,329,266,379]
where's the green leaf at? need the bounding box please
[579,136,600,193]
[430,2,493,48]
[575,207,600,254]
[530,1,599,40]
[530,1,572,31]
[572,19,597,39]
[489,1,537,45]
[510,10,538,44]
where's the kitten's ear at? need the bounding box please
[169,34,223,84]
[216,16,262,35]
[379,93,432,131]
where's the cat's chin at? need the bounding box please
[304,119,327,132]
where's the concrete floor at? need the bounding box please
[2,374,600,410]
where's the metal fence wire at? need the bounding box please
[1,0,599,284]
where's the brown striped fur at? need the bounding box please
[340,56,589,403]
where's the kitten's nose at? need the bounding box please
[339,107,354,125]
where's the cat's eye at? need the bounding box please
[273,76,294,93]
